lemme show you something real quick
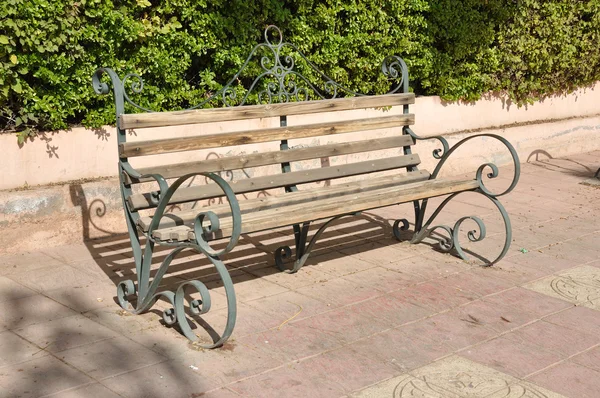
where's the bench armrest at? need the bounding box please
[406,127,520,197]
[146,172,241,257]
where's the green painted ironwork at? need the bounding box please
[392,129,521,265]
[92,24,520,346]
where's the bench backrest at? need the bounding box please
[93,26,419,213]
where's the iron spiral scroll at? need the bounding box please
[393,130,520,265]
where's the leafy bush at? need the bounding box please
[1,0,600,142]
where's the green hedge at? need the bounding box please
[1,0,600,142]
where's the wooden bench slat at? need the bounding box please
[119,93,415,130]
[151,178,479,241]
[120,114,414,158]
[128,154,421,210]
[130,135,415,183]
[138,170,432,231]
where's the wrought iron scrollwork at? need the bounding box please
[116,246,237,348]
[114,171,241,348]
[393,133,519,265]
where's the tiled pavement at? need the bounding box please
[1,150,600,398]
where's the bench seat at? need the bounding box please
[144,173,478,242]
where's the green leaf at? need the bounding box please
[11,81,22,93]
[10,54,18,64]
[0,36,8,45]
[17,131,27,145]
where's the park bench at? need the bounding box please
[93,26,520,348]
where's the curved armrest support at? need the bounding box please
[430,133,520,197]
[147,172,241,258]
[405,127,450,160]
[121,162,168,207]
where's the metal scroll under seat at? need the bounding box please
[92,25,520,348]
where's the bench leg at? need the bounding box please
[116,244,237,348]
[275,214,355,273]
[393,191,512,265]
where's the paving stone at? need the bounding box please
[409,356,518,397]
[7,265,99,294]
[0,277,36,303]
[341,266,421,293]
[13,314,118,353]
[390,281,479,312]
[356,355,567,398]
[352,293,433,328]
[176,341,283,386]
[407,311,499,352]
[43,281,121,314]
[524,265,600,309]
[242,263,333,290]
[570,346,600,372]
[244,290,331,323]
[0,294,77,330]
[0,331,48,367]
[101,360,222,398]
[349,374,424,398]
[461,334,562,378]
[240,322,342,363]
[0,355,92,398]
[82,307,158,336]
[528,361,600,398]
[42,383,122,398]
[290,305,391,344]
[192,387,242,398]
[449,300,538,333]
[57,336,166,380]
[543,306,600,336]
[42,242,128,265]
[293,345,400,394]
[351,327,452,374]
[506,249,581,275]
[206,270,289,303]
[510,320,599,358]
[437,268,513,297]
[0,251,65,276]
[229,361,346,398]
[485,381,567,398]
[197,301,282,339]
[383,254,469,281]
[542,241,600,264]
[294,277,381,308]
[482,288,573,318]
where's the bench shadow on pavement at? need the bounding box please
[69,182,497,346]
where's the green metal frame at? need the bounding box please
[92,25,520,346]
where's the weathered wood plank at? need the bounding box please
[150,178,479,241]
[138,170,431,231]
[129,135,415,183]
[119,93,415,130]
[120,114,414,158]
[128,154,421,210]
